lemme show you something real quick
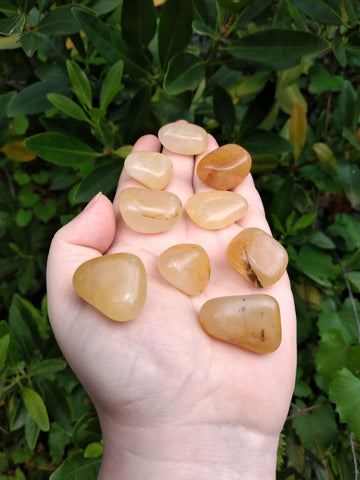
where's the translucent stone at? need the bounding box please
[118,187,182,233]
[124,151,173,190]
[73,253,147,322]
[227,228,288,288]
[158,244,210,295]
[196,144,252,190]
[158,122,208,155]
[185,191,248,229]
[199,294,281,354]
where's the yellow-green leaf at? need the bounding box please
[290,102,307,160]
[313,142,338,171]
[1,138,36,162]
[21,386,50,432]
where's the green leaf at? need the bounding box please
[25,414,40,449]
[227,30,329,63]
[38,5,80,35]
[21,386,50,431]
[334,80,357,132]
[328,213,360,251]
[338,162,360,208]
[0,334,10,365]
[30,359,67,379]
[9,303,37,360]
[49,422,70,464]
[50,452,101,480]
[123,84,152,142]
[294,244,335,287]
[213,85,236,136]
[218,0,253,12]
[0,14,25,35]
[308,231,336,250]
[47,94,90,123]
[329,368,360,437]
[72,413,101,448]
[100,60,124,110]
[301,164,341,193]
[66,60,92,110]
[240,132,293,155]
[121,0,156,47]
[348,272,360,292]
[309,63,344,95]
[34,199,58,223]
[40,381,72,433]
[74,163,122,203]
[84,442,103,458]
[15,208,32,227]
[158,0,193,69]
[25,133,102,166]
[164,53,205,95]
[290,0,342,24]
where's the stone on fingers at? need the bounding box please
[124,151,173,190]
[158,122,208,155]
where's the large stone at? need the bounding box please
[199,294,281,354]
[124,151,173,190]
[158,243,210,295]
[119,187,182,233]
[73,253,147,322]
[158,122,208,155]
[197,144,252,190]
[227,228,288,288]
[185,191,248,229]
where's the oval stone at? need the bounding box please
[185,191,248,229]
[158,122,208,155]
[158,244,210,295]
[227,228,288,288]
[119,187,182,233]
[73,253,147,322]
[197,144,252,190]
[199,294,281,354]
[124,151,173,190]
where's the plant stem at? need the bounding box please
[337,256,360,344]
[350,432,358,480]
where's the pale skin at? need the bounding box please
[47,124,297,479]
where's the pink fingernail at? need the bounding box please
[84,192,102,211]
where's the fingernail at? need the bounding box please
[84,192,102,211]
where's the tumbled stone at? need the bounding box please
[158,122,208,155]
[73,253,147,322]
[124,151,173,190]
[199,294,281,354]
[185,191,248,229]
[227,228,288,288]
[197,144,252,190]
[119,187,182,233]
[158,244,210,295]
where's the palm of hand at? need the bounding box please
[47,132,296,440]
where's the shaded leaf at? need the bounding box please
[0,13,25,35]
[72,413,101,448]
[100,60,124,110]
[241,132,293,155]
[31,359,67,379]
[213,84,236,136]
[329,368,360,436]
[338,162,360,208]
[290,0,342,24]
[218,0,252,12]
[0,333,10,365]
[123,84,152,142]
[164,53,205,94]
[25,414,40,449]
[50,452,100,480]
[38,5,80,35]
[289,102,307,160]
[74,163,122,203]
[121,0,157,47]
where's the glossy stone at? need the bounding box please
[158,244,210,295]
[73,253,147,322]
[158,122,208,155]
[185,191,248,229]
[119,187,182,233]
[197,144,252,190]
[227,228,288,288]
[199,294,281,354]
[124,151,173,190]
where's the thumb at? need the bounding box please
[46,193,116,328]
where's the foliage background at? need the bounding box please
[1,0,360,478]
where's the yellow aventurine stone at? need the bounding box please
[118,187,182,233]
[158,122,208,155]
[124,151,173,190]
[157,244,210,295]
[73,253,147,322]
[227,228,288,288]
[185,191,248,229]
[197,144,252,190]
[199,294,281,354]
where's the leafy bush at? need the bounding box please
[1,0,360,478]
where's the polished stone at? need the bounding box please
[227,228,288,287]
[124,151,173,190]
[197,144,252,190]
[185,191,248,229]
[118,187,182,233]
[199,294,281,353]
[73,253,147,322]
[158,122,208,155]
[158,244,210,295]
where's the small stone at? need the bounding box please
[73,253,147,322]
[124,151,173,190]
[197,144,252,190]
[158,122,208,155]
[227,228,288,288]
[185,191,248,229]
[119,187,182,233]
[199,294,281,354]
[158,244,210,295]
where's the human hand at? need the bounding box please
[47,125,296,479]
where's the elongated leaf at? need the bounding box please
[338,162,360,208]
[9,304,36,360]
[290,0,342,24]
[0,13,25,35]
[73,413,102,448]
[227,30,329,63]
[40,380,72,433]
[164,53,205,94]
[123,84,152,142]
[158,0,193,69]
[74,163,122,203]
[66,60,92,110]
[241,132,293,155]
[21,386,50,431]
[31,359,67,379]
[0,334,10,365]
[218,0,252,12]
[47,94,90,122]
[38,5,80,35]
[100,60,124,110]
[50,452,100,480]
[121,0,156,47]
[213,85,236,136]
[289,102,307,160]
[25,414,40,449]
[25,133,102,166]
[329,368,360,436]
